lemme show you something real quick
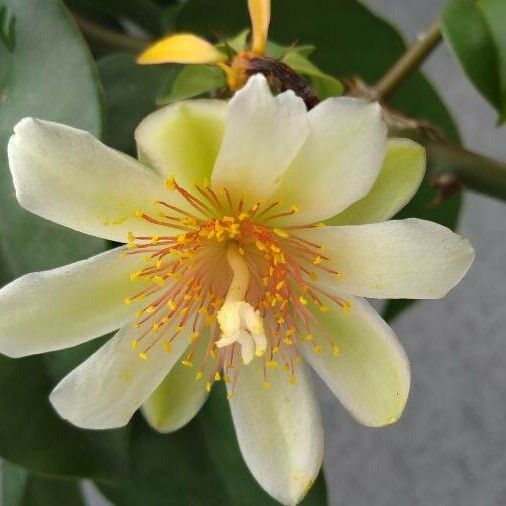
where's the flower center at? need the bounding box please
[124,178,350,395]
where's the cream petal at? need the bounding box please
[271,97,387,226]
[8,118,185,243]
[135,100,227,184]
[50,323,190,429]
[142,335,209,433]
[228,360,323,505]
[327,138,426,225]
[300,295,410,427]
[211,74,309,202]
[302,218,474,299]
[0,247,147,358]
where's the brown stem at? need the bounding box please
[371,19,442,101]
[73,13,149,53]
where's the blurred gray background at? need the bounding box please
[80,0,506,505]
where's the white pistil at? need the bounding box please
[216,243,267,364]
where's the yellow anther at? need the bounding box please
[206,381,212,392]
[316,222,326,228]
[150,235,159,244]
[267,360,278,369]
[333,344,341,356]
[127,231,136,243]
[183,294,192,301]
[227,391,235,400]
[181,358,194,368]
[283,337,293,345]
[238,212,249,221]
[341,300,352,314]
[152,323,160,332]
[189,331,200,343]
[319,305,329,312]
[299,296,308,305]
[138,352,148,360]
[291,205,299,213]
[210,347,217,359]
[134,310,142,318]
[177,234,188,244]
[275,281,285,291]
[309,272,318,281]
[223,375,231,384]
[273,228,289,238]
[152,276,165,287]
[134,210,143,218]
[255,240,266,251]
[163,340,172,353]
[176,325,184,333]
[263,381,272,390]
[167,299,177,311]
[289,374,298,384]
[130,271,141,281]
[131,339,138,350]
[145,305,156,314]
[313,256,322,265]
[272,345,280,354]
[180,306,189,315]
[124,297,132,305]
[286,327,296,336]
[238,247,245,255]
[214,371,222,381]
[305,334,314,341]
[195,371,203,381]
[313,345,323,353]
[262,277,269,287]
[165,176,176,190]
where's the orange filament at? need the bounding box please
[124,179,348,397]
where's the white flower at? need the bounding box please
[0,74,473,505]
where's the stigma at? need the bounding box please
[216,243,267,364]
[123,177,350,395]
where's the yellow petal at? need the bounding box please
[248,0,270,54]
[137,33,226,65]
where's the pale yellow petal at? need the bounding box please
[248,0,271,54]
[137,34,226,65]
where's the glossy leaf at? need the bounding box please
[0,0,122,481]
[96,386,327,506]
[442,0,506,124]
[2,461,84,506]
[0,0,106,278]
[157,64,226,105]
[98,52,176,154]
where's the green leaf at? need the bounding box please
[65,0,163,36]
[157,64,226,105]
[0,0,128,482]
[282,51,343,98]
[97,386,327,506]
[2,461,84,506]
[442,0,506,124]
[0,5,16,51]
[98,52,176,154]
[0,353,122,480]
[0,0,106,278]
